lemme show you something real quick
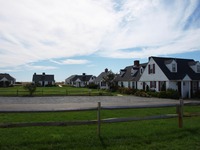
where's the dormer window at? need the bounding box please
[172,64,176,72]
[140,67,143,74]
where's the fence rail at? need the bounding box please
[0,100,200,137]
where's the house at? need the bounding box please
[65,73,96,87]
[115,60,147,89]
[95,68,114,89]
[139,56,200,98]
[32,72,55,86]
[0,73,16,87]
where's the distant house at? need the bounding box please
[139,56,200,98]
[95,68,113,89]
[65,73,96,87]
[0,73,16,87]
[115,60,147,89]
[32,72,55,87]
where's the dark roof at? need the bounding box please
[0,73,15,81]
[32,73,55,82]
[115,63,147,82]
[95,70,112,82]
[151,56,200,80]
[71,75,94,82]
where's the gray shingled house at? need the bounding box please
[115,60,147,89]
[0,73,16,87]
[32,72,55,87]
[65,73,96,87]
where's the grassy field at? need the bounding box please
[0,86,113,96]
[0,106,199,150]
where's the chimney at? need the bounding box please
[105,68,108,73]
[42,72,45,76]
[34,73,36,75]
[134,60,140,67]
[82,73,86,76]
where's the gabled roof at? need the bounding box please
[151,56,200,80]
[95,69,112,82]
[0,73,15,81]
[71,75,94,82]
[115,63,147,82]
[32,73,55,82]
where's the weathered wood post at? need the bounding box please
[177,99,184,128]
[97,102,101,137]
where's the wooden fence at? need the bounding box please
[0,99,200,137]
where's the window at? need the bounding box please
[150,81,156,88]
[172,64,176,72]
[197,65,200,73]
[148,64,155,74]
[140,68,143,74]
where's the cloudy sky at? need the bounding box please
[0,0,200,82]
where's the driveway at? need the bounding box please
[0,96,197,112]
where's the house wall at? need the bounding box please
[167,81,178,90]
[139,58,168,91]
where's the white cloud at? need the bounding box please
[0,0,200,68]
[50,59,90,65]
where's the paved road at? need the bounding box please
[0,96,198,112]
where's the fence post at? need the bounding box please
[177,99,184,128]
[97,102,101,137]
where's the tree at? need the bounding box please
[102,70,116,90]
[23,83,37,96]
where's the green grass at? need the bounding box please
[0,106,199,150]
[0,86,113,96]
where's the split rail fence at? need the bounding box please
[0,99,200,136]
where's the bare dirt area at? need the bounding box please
[0,96,197,112]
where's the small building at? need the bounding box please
[115,60,147,89]
[139,56,200,98]
[0,73,16,87]
[95,68,113,89]
[65,73,96,87]
[32,72,55,87]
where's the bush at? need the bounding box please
[87,83,98,89]
[118,87,137,95]
[23,83,37,96]
[158,89,179,99]
[194,90,200,98]
[134,90,150,97]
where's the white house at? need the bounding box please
[66,73,96,87]
[0,73,16,87]
[32,72,55,86]
[139,56,200,98]
[95,68,113,89]
[115,60,147,89]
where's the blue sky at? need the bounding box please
[0,0,200,82]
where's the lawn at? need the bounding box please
[0,106,199,150]
[0,85,113,96]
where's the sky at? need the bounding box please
[0,0,200,82]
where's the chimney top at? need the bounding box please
[105,68,108,73]
[134,60,140,67]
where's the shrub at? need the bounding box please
[87,83,98,89]
[158,89,179,99]
[23,83,37,96]
[134,90,150,97]
[118,87,137,95]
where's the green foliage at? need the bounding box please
[135,90,150,97]
[158,89,179,99]
[118,87,137,95]
[102,70,115,90]
[23,83,37,96]
[87,83,99,89]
